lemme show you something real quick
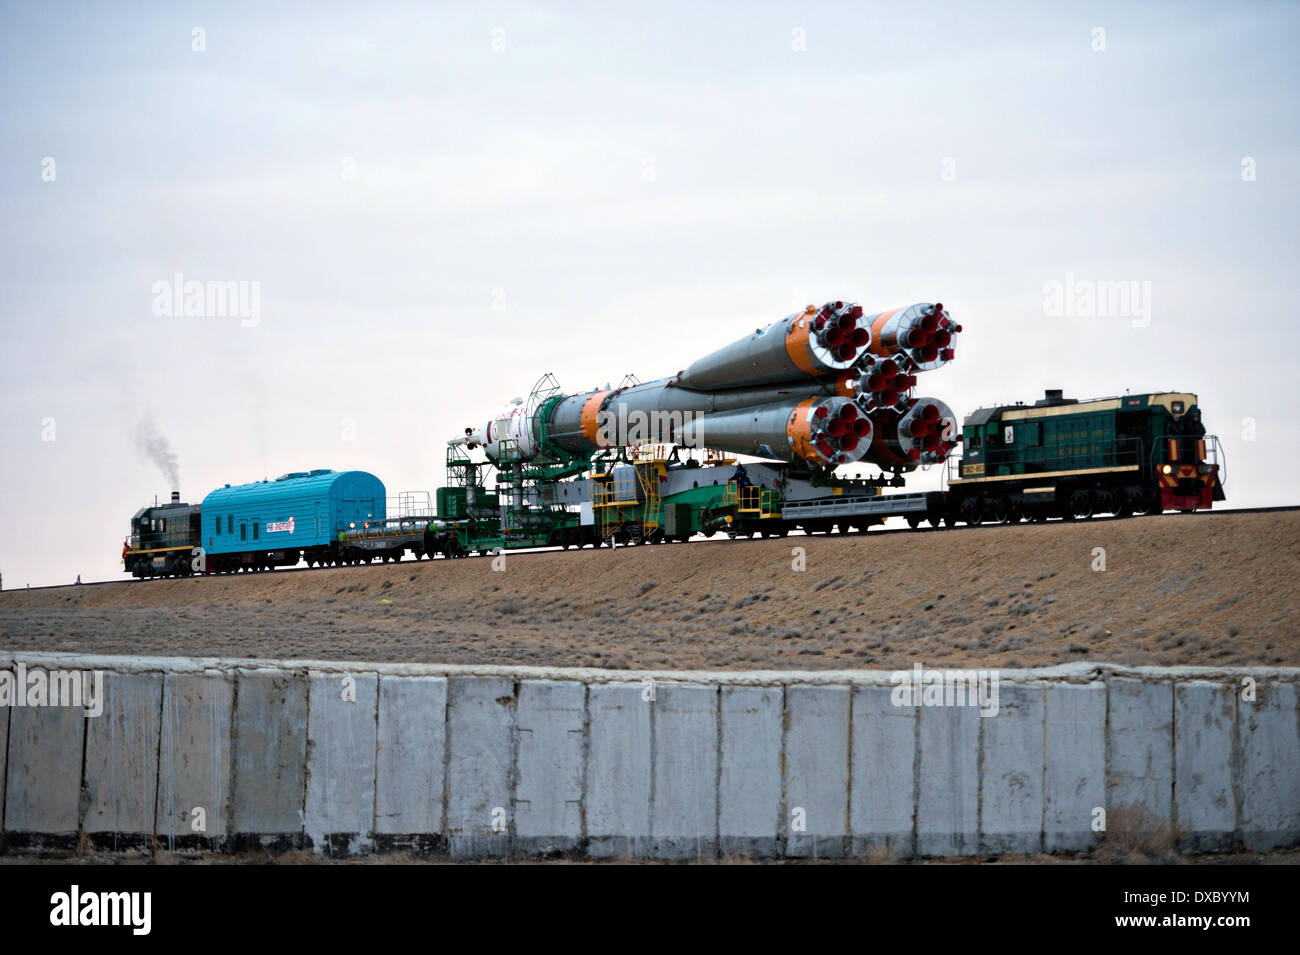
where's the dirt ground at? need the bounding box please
[0,511,1296,670]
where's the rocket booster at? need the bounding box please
[867,397,960,467]
[455,299,961,471]
[677,301,867,390]
[864,302,960,371]
[678,397,874,468]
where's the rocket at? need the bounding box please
[454,300,962,471]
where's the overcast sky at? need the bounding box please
[1,1,1296,587]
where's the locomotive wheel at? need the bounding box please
[1070,490,1095,520]
[1131,492,1157,516]
[987,496,1010,525]
[960,499,983,526]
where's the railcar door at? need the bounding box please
[1115,411,1149,468]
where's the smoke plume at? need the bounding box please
[136,418,180,490]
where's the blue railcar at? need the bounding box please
[199,469,385,572]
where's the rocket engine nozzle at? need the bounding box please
[853,354,915,411]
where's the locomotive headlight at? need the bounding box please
[1161,465,1173,474]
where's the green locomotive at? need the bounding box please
[947,390,1224,523]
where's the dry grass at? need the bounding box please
[1095,805,1184,863]
[1,512,1296,670]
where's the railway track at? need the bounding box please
[6,504,1296,593]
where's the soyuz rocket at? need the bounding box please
[454,300,963,472]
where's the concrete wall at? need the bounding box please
[2,653,1297,859]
